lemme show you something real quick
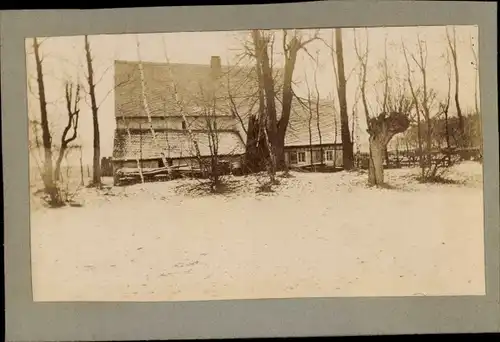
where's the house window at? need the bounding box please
[313,150,322,163]
[298,152,306,163]
[325,150,333,161]
[181,121,187,130]
[289,152,298,164]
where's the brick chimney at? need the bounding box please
[210,56,222,78]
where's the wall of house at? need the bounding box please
[114,159,161,169]
[113,154,244,172]
[285,146,343,167]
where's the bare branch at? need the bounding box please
[353,28,371,129]
[96,72,133,109]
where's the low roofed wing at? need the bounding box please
[112,129,246,161]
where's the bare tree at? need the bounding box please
[245,29,320,175]
[412,35,433,168]
[305,76,315,169]
[160,35,205,174]
[84,35,102,187]
[313,51,324,166]
[470,32,482,157]
[381,34,391,166]
[470,33,479,116]
[278,30,321,168]
[204,103,222,191]
[334,28,354,170]
[31,38,83,205]
[54,81,80,181]
[441,47,453,163]
[354,29,411,186]
[224,60,263,174]
[445,26,465,146]
[403,34,453,180]
[194,82,226,192]
[135,36,172,177]
[402,39,425,178]
[328,52,340,169]
[297,58,324,171]
[28,118,45,185]
[77,144,85,186]
[32,37,63,206]
[402,34,445,180]
[350,83,362,165]
[251,29,278,182]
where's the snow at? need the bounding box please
[30,161,485,301]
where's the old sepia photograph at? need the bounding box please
[27,25,484,302]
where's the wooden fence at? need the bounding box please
[355,147,482,170]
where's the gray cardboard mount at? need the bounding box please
[1,1,499,340]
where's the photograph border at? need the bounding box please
[2,1,499,340]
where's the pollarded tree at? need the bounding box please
[353,28,412,186]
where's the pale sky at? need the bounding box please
[25,25,479,165]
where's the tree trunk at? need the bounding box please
[366,112,410,186]
[79,147,85,186]
[395,141,400,165]
[33,38,61,206]
[425,114,432,168]
[308,97,313,168]
[335,28,354,170]
[276,64,295,169]
[84,35,101,187]
[252,30,277,181]
[54,150,66,182]
[136,39,172,177]
[448,28,465,146]
[245,115,267,173]
[384,146,389,167]
[315,88,323,165]
[368,137,385,186]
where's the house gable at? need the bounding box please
[114,59,261,119]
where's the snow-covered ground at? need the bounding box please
[30,161,485,301]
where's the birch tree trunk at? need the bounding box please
[160,36,205,172]
[127,124,144,184]
[33,37,62,206]
[136,38,172,177]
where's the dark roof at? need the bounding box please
[114,59,262,118]
[112,128,246,161]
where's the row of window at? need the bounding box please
[288,150,335,164]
